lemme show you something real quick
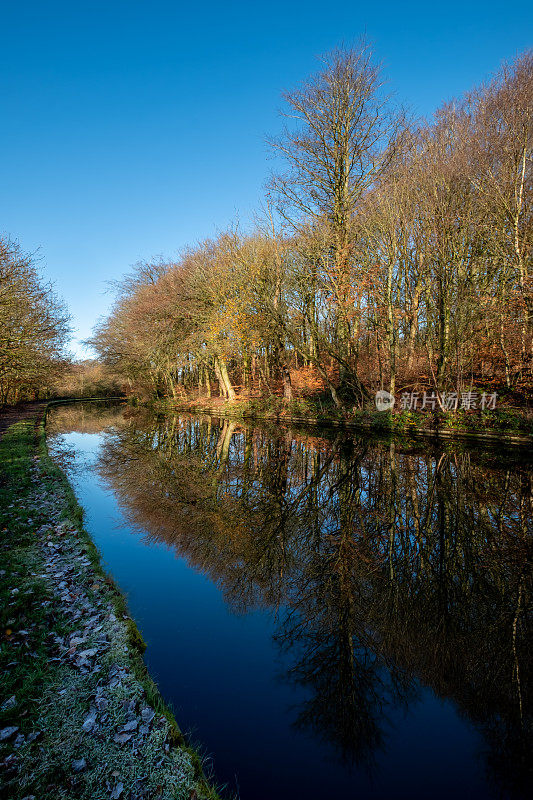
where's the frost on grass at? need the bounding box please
[1,443,215,800]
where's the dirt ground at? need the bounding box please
[0,401,46,440]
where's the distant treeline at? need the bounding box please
[0,238,70,406]
[52,359,124,400]
[91,44,532,408]
[0,241,126,406]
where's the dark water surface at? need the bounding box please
[47,402,533,800]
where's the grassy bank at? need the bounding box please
[150,395,533,446]
[0,412,221,799]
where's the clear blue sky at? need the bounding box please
[1,0,531,357]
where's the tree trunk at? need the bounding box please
[215,357,236,402]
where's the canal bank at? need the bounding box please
[151,396,533,448]
[0,405,220,800]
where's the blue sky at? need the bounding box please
[1,0,531,357]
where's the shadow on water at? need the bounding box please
[47,402,533,800]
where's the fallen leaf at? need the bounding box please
[113,733,132,744]
[110,782,124,799]
[0,727,19,742]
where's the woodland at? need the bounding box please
[2,45,532,416]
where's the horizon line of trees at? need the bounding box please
[91,43,533,409]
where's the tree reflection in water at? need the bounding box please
[67,409,532,797]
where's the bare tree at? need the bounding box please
[269,40,402,400]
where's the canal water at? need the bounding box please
[46,402,532,800]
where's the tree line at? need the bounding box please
[91,44,533,409]
[0,237,70,406]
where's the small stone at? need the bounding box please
[72,758,87,773]
[122,719,138,732]
[27,731,43,744]
[110,782,124,799]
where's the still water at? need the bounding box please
[47,402,532,800]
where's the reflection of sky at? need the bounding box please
[50,424,492,800]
